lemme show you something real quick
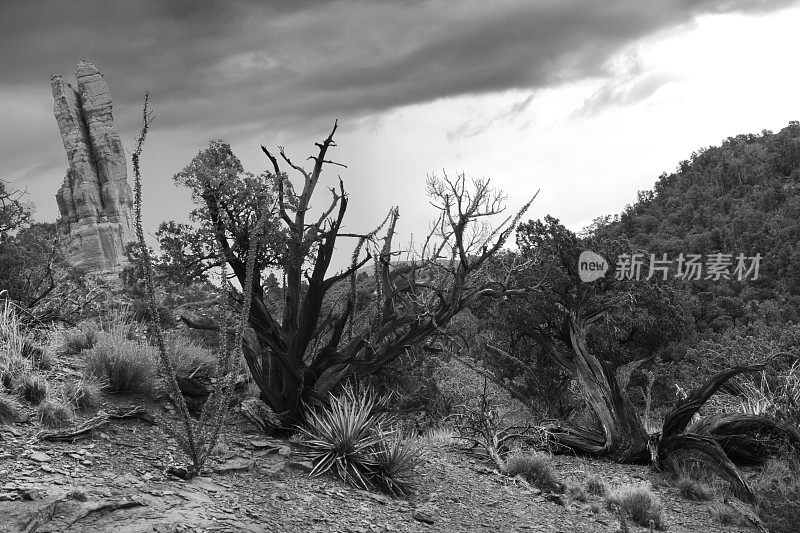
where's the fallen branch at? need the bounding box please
[35,406,153,442]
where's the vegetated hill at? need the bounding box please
[594,121,800,326]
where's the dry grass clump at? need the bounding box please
[566,483,588,503]
[585,474,608,496]
[61,323,99,355]
[63,376,104,412]
[1,298,32,390]
[418,426,457,447]
[166,332,216,381]
[504,452,560,491]
[0,392,21,424]
[710,503,745,526]
[37,398,74,428]
[18,372,48,405]
[605,485,665,530]
[83,329,157,395]
[676,476,715,501]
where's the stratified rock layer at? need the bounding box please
[52,60,134,272]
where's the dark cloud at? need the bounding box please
[1,0,798,186]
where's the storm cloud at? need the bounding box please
[1,0,798,205]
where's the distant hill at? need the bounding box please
[593,121,800,325]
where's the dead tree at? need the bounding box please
[185,123,535,427]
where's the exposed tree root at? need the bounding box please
[541,351,799,502]
[689,413,800,465]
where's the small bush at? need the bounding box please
[676,476,714,501]
[605,485,665,530]
[19,373,48,405]
[504,452,560,491]
[83,331,156,395]
[585,474,608,496]
[0,392,21,424]
[38,399,74,428]
[63,376,104,412]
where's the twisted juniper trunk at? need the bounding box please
[566,313,650,463]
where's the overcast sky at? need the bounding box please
[2,0,800,266]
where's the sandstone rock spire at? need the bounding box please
[52,60,134,272]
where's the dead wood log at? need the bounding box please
[35,406,153,442]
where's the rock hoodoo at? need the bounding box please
[52,60,134,272]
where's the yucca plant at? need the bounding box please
[371,428,425,496]
[299,385,424,495]
[300,385,384,490]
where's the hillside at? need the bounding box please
[594,121,800,326]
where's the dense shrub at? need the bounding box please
[83,330,157,395]
[605,485,665,530]
[504,452,560,491]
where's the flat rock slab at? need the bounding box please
[30,452,52,463]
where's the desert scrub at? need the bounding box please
[605,485,665,530]
[38,398,74,428]
[504,451,560,491]
[676,476,714,501]
[83,330,157,395]
[585,474,608,496]
[300,385,425,495]
[18,372,48,405]
[62,376,104,411]
[0,392,21,424]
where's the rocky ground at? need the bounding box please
[0,397,762,533]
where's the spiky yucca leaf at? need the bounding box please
[372,429,425,497]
